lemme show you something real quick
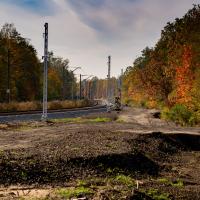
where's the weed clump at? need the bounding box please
[133,188,171,200]
[51,117,111,123]
[57,187,93,199]
[161,104,197,126]
[114,174,135,187]
[157,178,184,188]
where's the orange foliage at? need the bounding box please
[175,46,194,106]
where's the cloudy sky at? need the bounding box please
[0,0,199,78]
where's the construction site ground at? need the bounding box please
[0,107,199,200]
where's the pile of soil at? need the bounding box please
[0,106,200,200]
[0,129,199,199]
[0,131,160,185]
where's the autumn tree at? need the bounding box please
[123,4,200,111]
[0,23,41,102]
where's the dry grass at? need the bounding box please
[0,100,91,112]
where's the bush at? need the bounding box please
[161,104,195,126]
[188,110,200,126]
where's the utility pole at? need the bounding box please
[107,56,111,102]
[7,49,10,103]
[62,65,65,100]
[42,23,48,120]
[79,74,82,100]
[119,69,123,102]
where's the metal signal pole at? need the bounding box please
[62,65,65,100]
[7,49,10,103]
[120,69,123,102]
[42,23,48,120]
[79,74,82,100]
[107,56,111,101]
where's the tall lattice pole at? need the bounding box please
[79,74,82,100]
[120,69,123,103]
[107,56,111,102]
[7,49,10,103]
[42,23,48,120]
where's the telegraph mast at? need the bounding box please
[107,56,111,102]
[42,23,48,120]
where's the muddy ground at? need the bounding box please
[0,107,200,199]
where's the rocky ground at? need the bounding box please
[0,107,199,199]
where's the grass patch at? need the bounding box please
[171,179,184,187]
[77,179,88,187]
[52,117,83,123]
[157,178,184,188]
[89,117,111,123]
[161,104,195,126]
[143,188,171,200]
[157,178,169,184]
[57,187,93,199]
[114,174,135,187]
[51,117,111,123]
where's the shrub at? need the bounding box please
[161,104,194,126]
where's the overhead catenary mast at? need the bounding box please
[42,23,48,120]
[119,69,123,102]
[107,55,111,102]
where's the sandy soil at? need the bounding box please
[0,107,199,199]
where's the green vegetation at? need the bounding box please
[57,187,93,199]
[114,174,135,187]
[52,117,83,123]
[161,104,195,126]
[158,178,184,188]
[123,5,200,126]
[89,117,111,123]
[157,178,170,184]
[77,179,88,187]
[10,177,184,199]
[143,188,170,200]
[171,179,184,188]
[52,117,111,123]
[0,23,76,102]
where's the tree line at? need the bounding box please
[123,5,200,125]
[0,23,76,103]
[82,77,120,100]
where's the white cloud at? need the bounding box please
[0,0,199,78]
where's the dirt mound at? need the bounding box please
[0,131,199,188]
[0,151,159,185]
[129,132,200,161]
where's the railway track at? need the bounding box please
[0,104,104,116]
[0,104,107,122]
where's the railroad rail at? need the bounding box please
[0,104,104,116]
[0,104,107,122]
